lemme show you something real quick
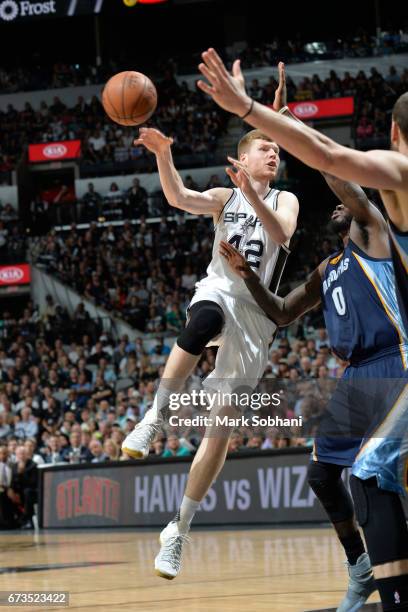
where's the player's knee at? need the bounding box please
[308,461,353,523]
[308,461,334,500]
[177,301,224,355]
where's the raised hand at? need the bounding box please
[134,128,173,155]
[197,48,252,116]
[272,62,287,112]
[225,156,258,202]
[219,240,252,279]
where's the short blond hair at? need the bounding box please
[237,129,274,157]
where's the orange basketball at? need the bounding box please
[102,71,157,127]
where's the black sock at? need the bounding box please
[376,575,408,610]
[338,531,366,565]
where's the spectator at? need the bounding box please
[15,407,38,440]
[43,435,64,464]
[205,174,223,189]
[41,398,62,434]
[0,203,17,223]
[165,303,182,332]
[227,431,244,454]
[104,182,123,206]
[7,439,18,463]
[249,78,263,100]
[151,438,164,456]
[88,130,107,161]
[9,445,38,529]
[62,431,92,463]
[80,183,102,221]
[88,341,111,365]
[181,265,197,290]
[246,433,264,449]
[103,439,119,461]
[126,178,148,217]
[162,435,191,458]
[92,375,113,404]
[316,328,330,350]
[0,413,11,440]
[89,439,108,463]
[356,116,374,139]
[184,175,199,191]
[24,439,45,466]
[0,446,17,529]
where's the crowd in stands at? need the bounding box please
[0,73,228,183]
[0,288,341,528]
[33,182,333,334]
[232,27,408,69]
[0,24,405,184]
[33,212,215,332]
[0,26,406,94]
[0,202,27,264]
[0,63,109,94]
[246,64,408,148]
[0,61,406,187]
[30,172,227,228]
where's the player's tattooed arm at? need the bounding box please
[278,104,386,228]
[135,127,229,215]
[320,173,386,227]
[220,240,324,326]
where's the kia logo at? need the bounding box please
[0,267,24,283]
[293,103,319,118]
[43,144,67,158]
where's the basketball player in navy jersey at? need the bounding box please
[201,49,408,610]
[221,166,406,610]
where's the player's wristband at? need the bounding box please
[240,99,254,119]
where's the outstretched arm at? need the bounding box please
[279,93,383,227]
[219,240,323,326]
[134,128,229,215]
[197,49,408,193]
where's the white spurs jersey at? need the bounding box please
[195,187,291,307]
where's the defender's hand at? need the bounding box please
[219,240,252,279]
[134,128,173,155]
[272,62,287,111]
[197,48,252,116]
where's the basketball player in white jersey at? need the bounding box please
[121,66,299,578]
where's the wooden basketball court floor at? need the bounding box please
[0,526,382,612]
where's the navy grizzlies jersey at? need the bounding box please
[388,220,408,335]
[321,239,408,366]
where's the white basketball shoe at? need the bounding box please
[154,521,190,580]
[121,420,162,459]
